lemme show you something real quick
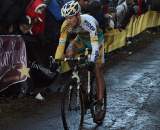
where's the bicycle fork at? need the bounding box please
[68,70,81,110]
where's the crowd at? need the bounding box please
[1,0,159,68]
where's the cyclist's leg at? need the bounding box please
[95,63,105,101]
[95,44,105,101]
[94,44,106,123]
[65,35,85,57]
[65,39,77,57]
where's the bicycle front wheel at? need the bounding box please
[61,82,85,130]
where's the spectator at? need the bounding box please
[150,0,160,11]
[76,0,90,13]
[17,16,32,35]
[88,0,107,32]
[0,0,31,26]
[76,0,109,31]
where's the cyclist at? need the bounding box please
[55,0,106,122]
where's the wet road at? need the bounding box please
[0,32,160,130]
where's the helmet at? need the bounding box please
[61,1,81,17]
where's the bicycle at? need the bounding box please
[58,52,107,130]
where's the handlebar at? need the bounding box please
[55,55,89,62]
[49,48,94,71]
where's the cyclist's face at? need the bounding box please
[66,15,79,28]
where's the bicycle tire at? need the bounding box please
[61,81,85,130]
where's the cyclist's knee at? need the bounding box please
[66,43,76,57]
[95,63,104,71]
[65,49,75,57]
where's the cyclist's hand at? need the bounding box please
[49,56,59,72]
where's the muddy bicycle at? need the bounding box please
[58,53,107,130]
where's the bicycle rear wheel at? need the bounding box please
[61,82,85,130]
[90,79,107,124]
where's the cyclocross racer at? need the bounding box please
[55,0,106,122]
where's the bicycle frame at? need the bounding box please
[68,58,92,109]
[60,47,106,129]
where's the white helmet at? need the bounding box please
[61,1,81,17]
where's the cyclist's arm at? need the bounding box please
[55,20,69,59]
